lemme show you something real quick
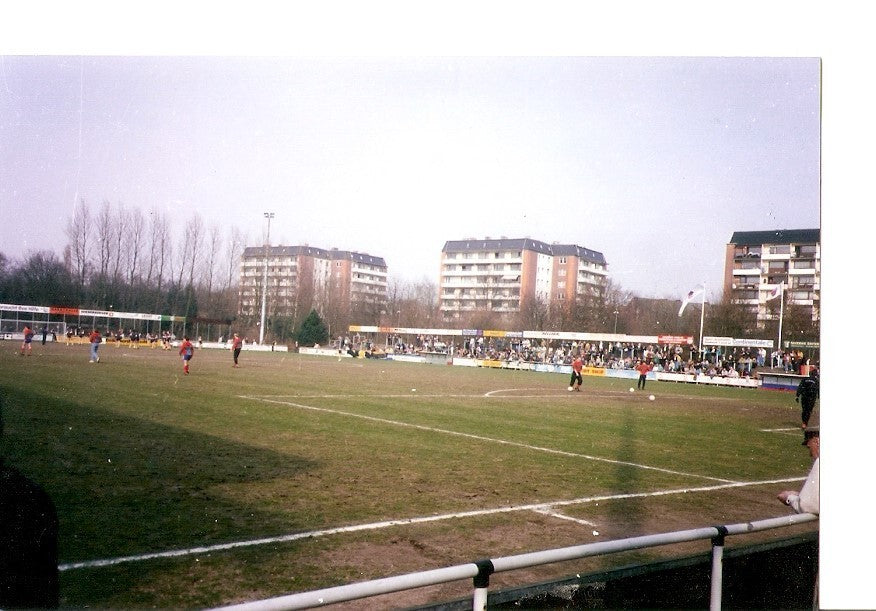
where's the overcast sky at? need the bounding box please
[1,3,875,605]
[1,53,820,300]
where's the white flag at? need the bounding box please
[678,288,704,317]
[764,283,784,301]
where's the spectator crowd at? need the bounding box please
[337,334,816,379]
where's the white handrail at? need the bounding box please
[214,513,817,611]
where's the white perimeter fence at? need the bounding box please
[214,513,817,611]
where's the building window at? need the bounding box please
[794,275,815,287]
[735,260,760,270]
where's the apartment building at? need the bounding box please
[439,238,608,318]
[723,228,820,325]
[238,245,387,318]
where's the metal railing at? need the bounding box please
[214,513,817,611]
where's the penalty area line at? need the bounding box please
[58,476,806,572]
[241,395,738,484]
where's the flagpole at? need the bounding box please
[698,283,706,355]
[777,282,784,355]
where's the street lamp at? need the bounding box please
[613,309,619,334]
[259,212,275,345]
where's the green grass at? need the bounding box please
[0,342,817,608]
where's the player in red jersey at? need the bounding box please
[179,336,194,375]
[569,355,584,391]
[231,333,243,367]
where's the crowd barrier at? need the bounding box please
[3,335,291,353]
[291,350,765,390]
[758,371,806,391]
[443,358,760,388]
[214,513,818,611]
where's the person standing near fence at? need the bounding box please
[795,368,819,429]
[231,333,243,368]
[776,426,820,611]
[777,426,819,514]
[88,329,102,363]
[179,336,194,375]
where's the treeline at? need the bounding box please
[1,199,244,325]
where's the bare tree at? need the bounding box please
[173,214,204,291]
[146,210,172,312]
[383,276,438,329]
[517,294,550,331]
[110,202,128,283]
[410,277,439,326]
[95,200,114,279]
[223,227,245,292]
[203,223,221,297]
[168,214,205,318]
[126,207,145,287]
[144,208,168,287]
[184,214,204,289]
[64,199,91,289]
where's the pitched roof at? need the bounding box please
[728,229,820,246]
[442,238,606,265]
[242,245,386,267]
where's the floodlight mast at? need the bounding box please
[259,212,275,345]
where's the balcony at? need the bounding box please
[761,251,790,261]
[732,262,761,272]
[733,250,761,259]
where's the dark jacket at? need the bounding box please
[796,376,819,402]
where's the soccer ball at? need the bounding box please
[649,394,655,401]
[568,386,573,391]
[629,387,635,393]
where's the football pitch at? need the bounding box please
[0,342,818,608]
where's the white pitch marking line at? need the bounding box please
[532,507,598,527]
[58,476,806,572]
[245,390,715,402]
[242,395,737,484]
[484,388,546,397]
[242,393,590,400]
[244,389,665,400]
[761,427,807,436]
